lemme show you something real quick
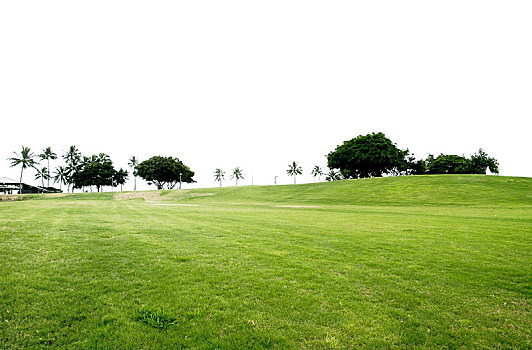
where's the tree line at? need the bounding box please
[325,132,499,179]
[7,146,198,193]
[264,133,498,185]
[8,146,129,193]
[6,134,499,193]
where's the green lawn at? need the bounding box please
[1,175,531,349]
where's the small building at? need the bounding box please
[0,177,60,194]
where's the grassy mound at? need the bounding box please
[0,175,530,348]
[166,175,532,207]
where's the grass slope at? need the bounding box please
[174,174,532,207]
[0,175,530,349]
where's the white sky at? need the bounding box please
[1,1,531,190]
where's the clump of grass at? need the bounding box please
[136,307,178,330]
[174,255,191,262]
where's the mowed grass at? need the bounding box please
[0,175,530,349]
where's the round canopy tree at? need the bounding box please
[135,156,195,190]
[327,132,408,179]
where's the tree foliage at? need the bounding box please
[425,149,499,175]
[327,132,408,179]
[325,169,343,181]
[469,149,499,174]
[71,154,124,192]
[53,166,68,191]
[214,168,225,187]
[136,156,195,190]
[230,167,244,186]
[39,147,57,187]
[35,167,50,188]
[311,165,324,182]
[128,156,139,191]
[287,161,303,184]
[8,146,38,192]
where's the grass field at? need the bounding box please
[1,175,530,349]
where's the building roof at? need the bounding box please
[0,177,19,184]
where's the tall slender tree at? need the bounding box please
[53,166,68,191]
[63,145,81,166]
[230,167,245,186]
[8,146,38,194]
[214,168,225,187]
[311,165,324,182]
[39,147,57,187]
[35,167,50,190]
[128,156,139,191]
[63,146,81,193]
[286,161,303,184]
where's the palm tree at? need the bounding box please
[311,165,324,182]
[214,168,225,187]
[8,146,38,194]
[35,167,50,190]
[98,153,110,162]
[63,146,81,192]
[326,169,343,181]
[39,147,57,187]
[287,161,303,184]
[63,145,81,167]
[230,167,245,186]
[128,156,139,191]
[53,166,68,191]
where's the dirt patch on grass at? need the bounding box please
[0,195,22,202]
[115,191,215,202]
[44,193,68,198]
[115,191,163,201]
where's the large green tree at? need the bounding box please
[8,146,38,193]
[327,132,408,179]
[71,154,120,192]
[425,149,499,175]
[425,154,471,174]
[469,149,499,174]
[136,156,195,190]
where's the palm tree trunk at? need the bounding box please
[134,176,136,191]
[47,160,50,187]
[19,167,24,194]
[294,175,296,184]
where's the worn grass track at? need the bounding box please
[0,175,530,348]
